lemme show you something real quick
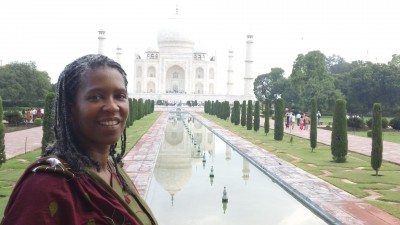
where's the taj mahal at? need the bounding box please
[97,12,255,103]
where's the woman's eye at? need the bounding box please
[88,95,102,101]
[117,94,127,100]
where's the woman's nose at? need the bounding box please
[103,98,119,112]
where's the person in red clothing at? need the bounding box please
[1,54,158,225]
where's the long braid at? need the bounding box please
[109,128,133,195]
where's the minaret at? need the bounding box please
[243,34,254,98]
[98,29,106,55]
[227,50,234,95]
[116,47,122,64]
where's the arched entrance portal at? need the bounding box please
[166,65,185,93]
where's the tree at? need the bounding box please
[327,54,352,75]
[254,101,260,132]
[241,100,246,127]
[331,99,348,162]
[264,99,270,135]
[389,117,400,131]
[224,101,230,120]
[230,101,235,124]
[132,98,138,120]
[0,96,6,166]
[290,51,342,112]
[310,97,317,152]
[338,62,400,115]
[233,101,240,125]
[274,98,284,141]
[388,54,400,68]
[371,103,383,176]
[138,98,144,119]
[0,61,52,104]
[246,100,253,130]
[253,68,286,102]
[128,98,133,126]
[41,93,56,155]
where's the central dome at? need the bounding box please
[157,15,194,53]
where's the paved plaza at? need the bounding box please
[4,112,400,225]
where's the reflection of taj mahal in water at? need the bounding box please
[153,113,250,203]
[97,10,255,103]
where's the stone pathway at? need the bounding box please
[4,126,42,159]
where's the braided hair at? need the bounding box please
[46,54,132,193]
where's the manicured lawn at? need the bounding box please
[349,130,400,144]
[0,112,161,216]
[200,113,400,219]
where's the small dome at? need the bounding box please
[146,47,158,52]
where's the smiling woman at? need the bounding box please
[0,55,158,225]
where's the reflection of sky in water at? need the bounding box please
[145,115,327,225]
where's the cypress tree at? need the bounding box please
[274,98,284,141]
[371,103,383,176]
[310,97,317,152]
[246,100,253,130]
[234,100,240,125]
[254,101,260,132]
[331,99,348,162]
[133,98,139,120]
[264,99,270,135]
[230,105,234,123]
[225,101,230,120]
[127,98,133,127]
[0,96,6,165]
[241,100,246,127]
[41,93,56,156]
[138,98,144,119]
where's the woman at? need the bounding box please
[1,55,158,225]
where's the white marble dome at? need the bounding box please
[157,16,194,52]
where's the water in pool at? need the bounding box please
[145,113,328,225]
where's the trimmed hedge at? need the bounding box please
[331,99,348,163]
[246,100,253,130]
[274,98,284,141]
[310,97,317,152]
[371,103,383,175]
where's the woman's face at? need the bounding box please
[69,66,128,151]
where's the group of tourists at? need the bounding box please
[285,111,314,131]
[23,108,44,123]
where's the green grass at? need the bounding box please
[200,113,400,219]
[122,112,162,154]
[349,130,400,144]
[0,112,161,216]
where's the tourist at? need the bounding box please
[1,54,158,225]
[26,109,31,123]
[299,117,304,130]
[290,112,296,130]
[32,108,37,121]
[317,111,322,125]
[304,113,309,130]
[296,112,301,126]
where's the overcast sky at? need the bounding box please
[1,0,399,94]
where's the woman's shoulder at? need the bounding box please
[29,156,76,179]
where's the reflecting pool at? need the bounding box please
[145,113,328,225]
